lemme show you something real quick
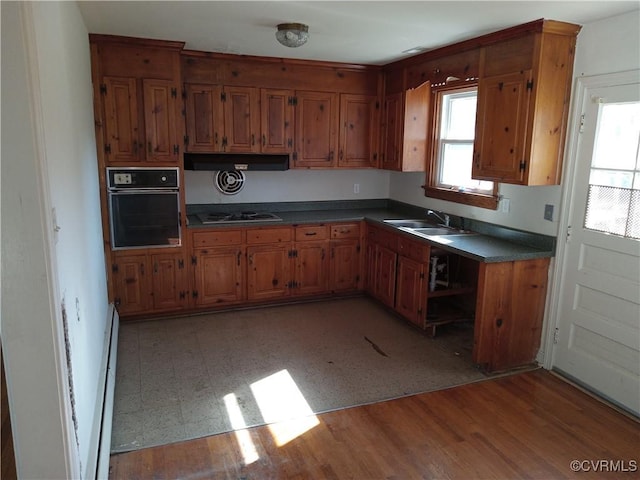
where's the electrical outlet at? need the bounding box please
[353,183,360,194]
[500,198,510,213]
[544,204,554,221]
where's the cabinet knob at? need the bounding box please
[496,318,503,328]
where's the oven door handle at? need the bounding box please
[108,189,179,194]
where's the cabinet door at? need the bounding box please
[223,86,260,153]
[395,256,426,328]
[294,91,338,168]
[185,84,223,152]
[473,70,532,183]
[150,253,188,311]
[381,92,402,170]
[474,259,549,372]
[193,247,244,306]
[339,94,378,168]
[330,239,361,293]
[247,244,291,301]
[376,246,397,308]
[261,89,294,154]
[103,77,141,163]
[112,254,149,315]
[295,241,329,296]
[143,79,179,163]
[365,242,378,296]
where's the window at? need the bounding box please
[425,85,498,209]
[584,101,640,239]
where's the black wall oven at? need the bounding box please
[107,167,181,250]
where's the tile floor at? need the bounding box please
[111,297,483,452]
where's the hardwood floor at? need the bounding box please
[109,370,639,479]
[1,344,17,480]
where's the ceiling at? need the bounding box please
[77,1,639,65]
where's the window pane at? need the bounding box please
[589,169,634,188]
[584,185,629,236]
[440,143,493,192]
[443,93,477,139]
[592,103,640,170]
[584,100,640,239]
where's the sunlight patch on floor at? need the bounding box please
[250,369,320,446]
[223,393,260,465]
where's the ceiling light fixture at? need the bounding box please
[276,23,309,48]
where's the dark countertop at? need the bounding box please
[186,200,555,263]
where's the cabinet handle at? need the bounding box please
[305,232,317,236]
[148,142,152,154]
[215,132,219,145]
[496,318,503,328]
[248,254,253,265]
[262,134,266,146]
[321,248,325,260]
[251,134,255,145]
[132,141,138,154]
[339,150,344,161]
[140,263,145,275]
[154,262,158,273]
[237,251,241,266]
[331,247,335,259]
[329,151,334,161]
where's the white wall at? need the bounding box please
[389,172,561,236]
[573,9,640,77]
[185,168,390,204]
[1,2,109,479]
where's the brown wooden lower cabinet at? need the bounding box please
[247,243,292,301]
[473,258,550,371]
[329,239,360,293]
[395,255,426,328]
[193,246,244,306]
[365,222,549,372]
[111,250,189,316]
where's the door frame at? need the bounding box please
[542,69,640,371]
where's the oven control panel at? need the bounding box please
[107,167,179,190]
[113,173,132,185]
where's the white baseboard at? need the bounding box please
[95,305,119,480]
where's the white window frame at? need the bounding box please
[435,87,493,194]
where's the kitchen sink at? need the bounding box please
[410,227,469,236]
[383,219,439,228]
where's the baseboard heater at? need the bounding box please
[95,304,119,480]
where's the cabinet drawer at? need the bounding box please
[192,229,243,247]
[397,236,430,263]
[246,227,292,244]
[331,223,360,239]
[295,224,329,241]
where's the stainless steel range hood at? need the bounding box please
[184,153,289,171]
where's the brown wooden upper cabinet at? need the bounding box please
[261,89,295,154]
[293,91,339,168]
[381,81,430,172]
[102,76,180,164]
[184,84,260,153]
[339,94,380,168]
[91,36,184,166]
[472,21,580,185]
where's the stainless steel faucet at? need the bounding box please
[427,209,450,227]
